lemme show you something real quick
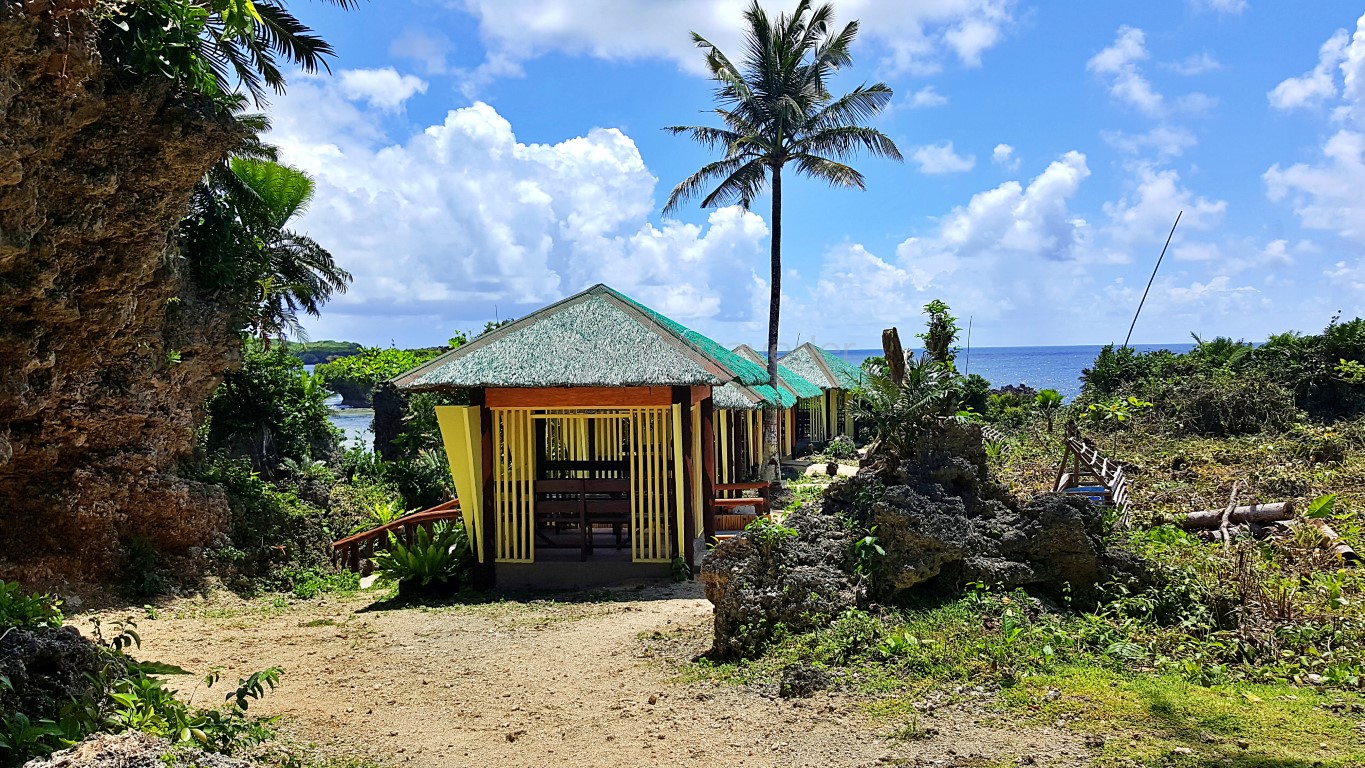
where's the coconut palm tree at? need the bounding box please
[664,0,901,478]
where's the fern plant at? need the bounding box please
[373,522,469,587]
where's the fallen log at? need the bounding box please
[1173,501,1295,529]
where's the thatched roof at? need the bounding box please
[731,344,824,400]
[398,285,772,391]
[779,342,864,391]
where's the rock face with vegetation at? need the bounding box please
[24,732,253,768]
[702,421,1111,658]
[0,3,238,584]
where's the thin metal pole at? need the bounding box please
[1123,211,1182,350]
[963,315,972,374]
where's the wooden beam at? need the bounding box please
[486,386,673,409]
[675,388,697,571]
[691,384,710,405]
[475,392,496,589]
[700,395,716,544]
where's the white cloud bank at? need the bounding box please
[269,75,769,343]
[454,0,1018,89]
[912,141,976,174]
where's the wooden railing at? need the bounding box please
[1054,434,1130,523]
[331,498,462,572]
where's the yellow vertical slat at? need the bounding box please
[690,404,702,534]
[718,410,729,485]
[497,411,507,560]
[630,409,641,562]
[653,408,664,560]
[525,409,534,562]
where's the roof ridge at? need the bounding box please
[593,289,736,384]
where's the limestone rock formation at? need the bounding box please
[0,2,241,586]
[702,420,1113,657]
[0,625,117,724]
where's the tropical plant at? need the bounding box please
[1034,389,1063,433]
[373,522,470,587]
[855,355,964,458]
[665,0,901,478]
[0,582,63,630]
[204,339,339,471]
[99,0,358,107]
[313,346,444,406]
[230,158,351,344]
[919,299,959,366]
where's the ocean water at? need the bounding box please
[821,344,1195,401]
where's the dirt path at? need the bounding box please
[80,583,1080,767]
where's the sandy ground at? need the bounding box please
[78,583,1083,768]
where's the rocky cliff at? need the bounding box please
[0,1,240,586]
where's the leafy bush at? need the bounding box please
[825,435,857,460]
[204,339,338,472]
[373,522,470,588]
[337,445,452,510]
[193,456,332,581]
[0,586,285,766]
[0,581,62,630]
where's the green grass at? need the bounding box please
[993,665,1365,767]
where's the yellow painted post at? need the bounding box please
[434,405,484,562]
[691,404,703,535]
[718,410,730,485]
[629,409,640,562]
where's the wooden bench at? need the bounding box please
[535,478,630,560]
[713,481,770,533]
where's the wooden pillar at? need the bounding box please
[825,390,834,439]
[472,390,497,590]
[675,388,697,570]
[700,395,716,545]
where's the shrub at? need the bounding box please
[0,582,63,630]
[204,340,338,473]
[373,522,470,588]
[825,435,856,460]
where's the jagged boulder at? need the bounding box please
[24,732,252,768]
[0,626,116,724]
[704,420,1112,657]
[700,506,859,659]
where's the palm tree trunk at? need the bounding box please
[764,164,783,484]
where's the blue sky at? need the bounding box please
[272,0,1365,350]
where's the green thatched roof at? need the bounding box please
[779,342,864,391]
[731,344,824,400]
[712,380,795,410]
[399,285,770,391]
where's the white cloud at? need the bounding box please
[1165,52,1222,76]
[1087,26,1165,117]
[454,0,1017,86]
[267,77,771,343]
[1268,29,1348,111]
[1265,129,1365,241]
[337,68,428,112]
[903,150,1091,262]
[390,29,454,76]
[912,141,976,174]
[1102,124,1198,160]
[1103,167,1227,244]
[1191,0,1247,14]
[1339,13,1365,123]
[906,86,949,109]
[991,143,1019,170]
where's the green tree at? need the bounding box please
[231,158,351,344]
[205,339,339,471]
[1034,389,1063,433]
[919,299,959,367]
[100,0,359,106]
[665,0,901,477]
